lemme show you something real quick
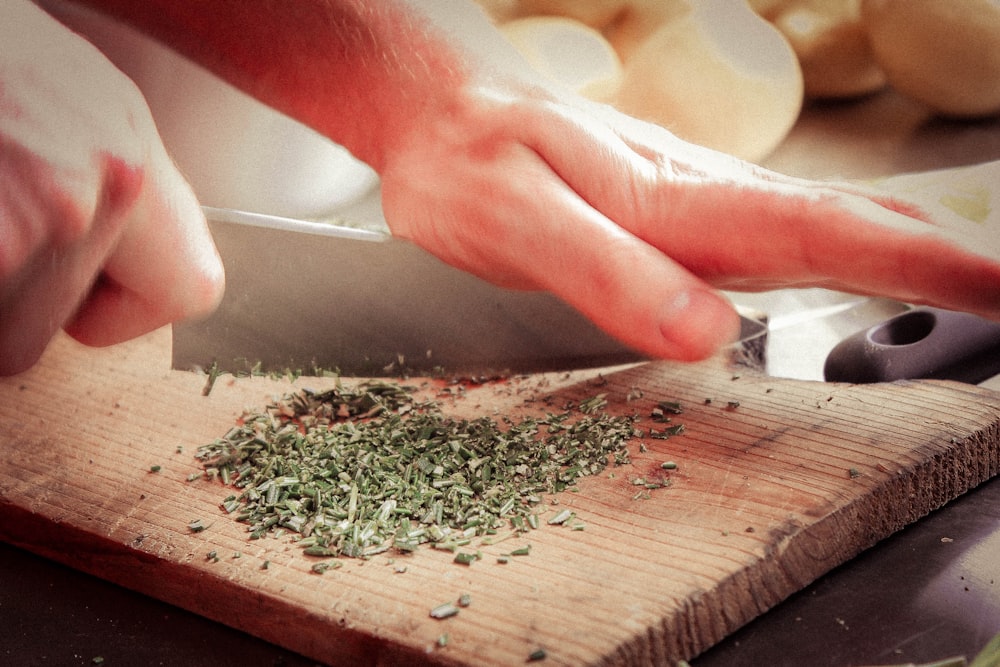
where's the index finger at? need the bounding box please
[65,145,224,348]
[519,101,1000,320]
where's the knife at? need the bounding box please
[824,307,1000,384]
[171,207,766,376]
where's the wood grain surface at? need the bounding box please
[1,328,999,665]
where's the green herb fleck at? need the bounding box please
[202,362,223,396]
[656,401,683,415]
[547,509,573,525]
[528,647,547,661]
[454,551,479,566]
[430,602,460,619]
[311,560,341,574]
[578,393,608,414]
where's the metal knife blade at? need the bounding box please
[171,207,766,376]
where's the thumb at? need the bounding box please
[66,146,224,347]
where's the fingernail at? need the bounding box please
[659,289,740,361]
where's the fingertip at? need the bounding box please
[658,289,740,361]
[204,251,226,308]
[163,163,226,316]
[0,341,46,377]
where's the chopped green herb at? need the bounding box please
[202,362,223,396]
[578,393,608,414]
[457,593,472,607]
[149,465,161,473]
[303,546,336,557]
[657,401,683,415]
[187,519,207,533]
[311,560,341,574]
[193,380,639,559]
[528,648,547,661]
[661,461,678,470]
[454,551,479,566]
[547,509,573,525]
[430,602,460,619]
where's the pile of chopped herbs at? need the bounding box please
[193,380,640,559]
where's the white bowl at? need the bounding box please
[40,0,379,219]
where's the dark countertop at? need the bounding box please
[695,471,1000,667]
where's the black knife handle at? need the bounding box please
[824,307,1000,384]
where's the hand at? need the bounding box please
[379,86,1000,362]
[0,1,224,376]
[64,0,1000,366]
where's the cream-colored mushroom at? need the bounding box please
[513,0,688,62]
[774,0,886,99]
[613,0,803,161]
[498,16,623,101]
[861,0,1000,117]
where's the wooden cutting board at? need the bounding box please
[2,327,999,666]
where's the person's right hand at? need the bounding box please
[0,0,224,376]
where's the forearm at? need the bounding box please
[73,0,533,171]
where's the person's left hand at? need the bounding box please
[378,86,1000,362]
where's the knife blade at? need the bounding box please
[171,207,766,376]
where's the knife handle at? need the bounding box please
[824,307,1000,384]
